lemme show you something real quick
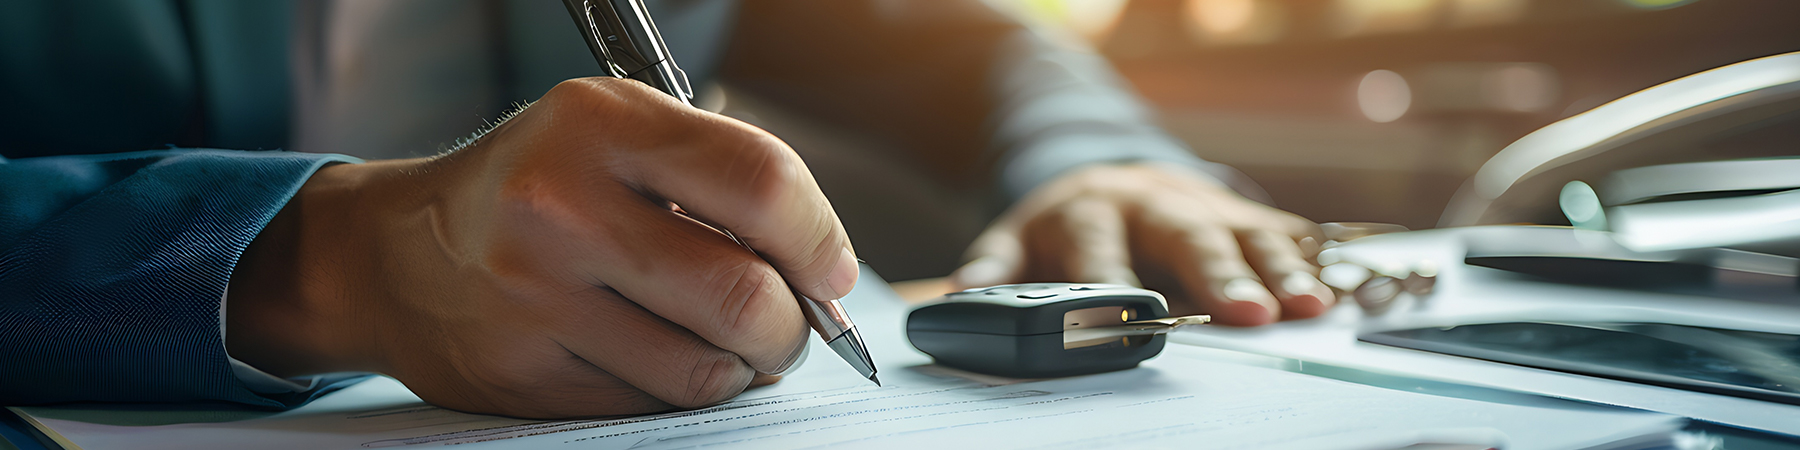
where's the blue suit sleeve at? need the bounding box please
[0,149,363,409]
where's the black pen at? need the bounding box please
[561,0,879,386]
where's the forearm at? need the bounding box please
[721,0,1249,211]
[983,30,1220,202]
[0,150,360,408]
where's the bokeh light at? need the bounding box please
[1358,70,1413,123]
[1182,0,1285,46]
[1619,0,1699,10]
[996,0,1131,41]
[1333,0,1438,37]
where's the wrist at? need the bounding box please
[226,160,412,377]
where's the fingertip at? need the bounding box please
[749,373,783,388]
[816,247,859,301]
[1217,278,1280,326]
[1210,298,1277,327]
[1276,272,1335,319]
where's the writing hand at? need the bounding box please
[225,78,858,418]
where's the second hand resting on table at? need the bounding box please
[952,164,1335,326]
[221,77,1329,419]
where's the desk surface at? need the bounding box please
[7,259,1792,448]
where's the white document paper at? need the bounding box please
[14,267,1682,449]
[16,349,1681,450]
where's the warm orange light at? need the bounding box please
[1181,0,1285,46]
[1333,0,1438,37]
[1188,0,1256,35]
[1447,0,1528,27]
[993,0,1129,42]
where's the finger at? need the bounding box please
[553,79,859,302]
[537,191,810,375]
[749,373,783,389]
[457,351,680,419]
[951,226,1024,289]
[628,104,854,301]
[1025,198,1138,286]
[1239,230,1336,320]
[1135,208,1280,326]
[548,289,759,410]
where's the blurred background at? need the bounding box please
[981,0,1799,230]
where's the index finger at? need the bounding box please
[584,81,859,302]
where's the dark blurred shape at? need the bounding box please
[1400,271,1435,295]
[0,0,294,157]
[1353,275,1402,313]
[1363,322,1800,405]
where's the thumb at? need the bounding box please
[951,226,1024,289]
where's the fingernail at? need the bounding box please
[823,247,859,300]
[1317,248,1342,265]
[1279,272,1336,317]
[1321,222,1349,240]
[1281,272,1321,297]
[952,256,1008,288]
[1298,236,1321,261]
[1319,263,1372,291]
[1222,278,1275,303]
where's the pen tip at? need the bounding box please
[870,374,881,386]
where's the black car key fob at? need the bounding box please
[906,283,1208,378]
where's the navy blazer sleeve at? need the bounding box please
[0,149,362,408]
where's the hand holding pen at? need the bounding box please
[229,78,858,418]
[560,0,879,384]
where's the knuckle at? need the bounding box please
[548,77,625,108]
[1174,227,1235,262]
[722,133,799,208]
[544,78,668,128]
[675,344,750,408]
[702,260,785,340]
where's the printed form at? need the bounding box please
[13,270,1681,449]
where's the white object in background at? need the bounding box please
[1441,51,1800,227]
[1599,158,1800,206]
[1608,188,1800,252]
[1175,226,1800,437]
